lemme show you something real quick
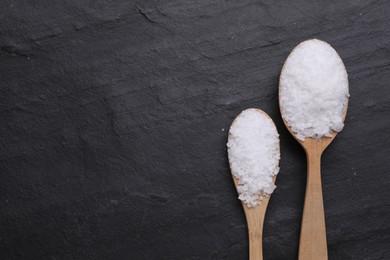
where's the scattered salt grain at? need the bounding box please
[280,39,349,140]
[227,109,280,207]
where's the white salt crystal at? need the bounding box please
[227,109,280,207]
[280,39,349,140]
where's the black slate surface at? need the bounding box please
[1,0,390,259]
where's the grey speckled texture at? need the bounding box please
[1,0,390,259]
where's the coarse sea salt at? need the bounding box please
[227,109,280,207]
[280,39,349,140]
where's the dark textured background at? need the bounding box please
[1,0,390,259]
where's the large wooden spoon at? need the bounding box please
[279,41,349,260]
[228,109,280,260]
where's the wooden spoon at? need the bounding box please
[228,109,280,260]
[279,45,349,259]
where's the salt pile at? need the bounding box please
[227,109,280,207]
[280,39,349,140]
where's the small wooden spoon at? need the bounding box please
[279,55,349,260]
[228,109,279,260]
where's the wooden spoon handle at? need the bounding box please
[243,196,270,260]
[299,152,328,260]
[248,229,263,260]
[247,208,264,260]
